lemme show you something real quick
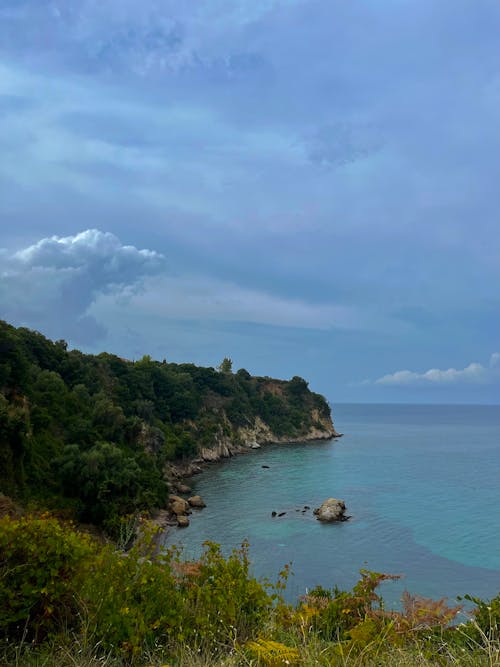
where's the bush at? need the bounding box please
[0,515,94,641]
[181,540,275,647]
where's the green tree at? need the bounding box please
[217,357,233,374]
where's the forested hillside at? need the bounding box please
[0,320,333,530]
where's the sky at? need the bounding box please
[0,0,499,405]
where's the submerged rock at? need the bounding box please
[313,498,348,522]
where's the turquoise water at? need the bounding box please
[163,404,500,606]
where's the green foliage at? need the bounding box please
[0,515,94,641]
[55,442,167,532]
[301,570,400,642]
[183,540,274,647]
[217,357,233,374]
[456,592,500,646]
[0,516,498,666]
[0,516,275,660]
[246,638,301,666]
[0,319,332,531]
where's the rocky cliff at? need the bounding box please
[165,409,340,485]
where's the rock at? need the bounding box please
[271,511,277,517]
[169,495,191,515]
[171,500,190,516]
[314,498,348,522]
[249,442,261,449]
[177,515,190,528]
[188,495,206,508]
[176,484,192,494]
[262,465,270,469]
[151,509,170,528]
[304,505,310,510]
[200,447,221,462]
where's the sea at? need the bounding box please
[163,404,500,608]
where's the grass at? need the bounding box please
[2,625,499,667]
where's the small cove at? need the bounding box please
[163,404,500,607]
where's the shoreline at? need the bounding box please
[152,425,342,534]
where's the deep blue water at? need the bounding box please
[163,404,500,607]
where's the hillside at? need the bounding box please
[0,319,336,531]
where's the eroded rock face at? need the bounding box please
[313,498,348,522]
[188,495,206,508]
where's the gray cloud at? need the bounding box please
[306,123,384,168]
[1,229,164,344]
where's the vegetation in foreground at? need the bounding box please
[0,514,498,667]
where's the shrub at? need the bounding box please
[0,515,94,641]
[180,541,275,647]
[82,527,184,657]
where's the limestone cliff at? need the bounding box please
[190,408,339,466]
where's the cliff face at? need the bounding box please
[196,409,339,465]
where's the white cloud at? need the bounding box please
[14,229,162,274]
[0,229,164,343]
[375,354,500,386]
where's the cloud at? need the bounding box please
[90,271,413,337]
[0,229,164,343]
[374,354,500,386]
[306,122,384,168]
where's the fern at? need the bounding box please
[246,638,301,665]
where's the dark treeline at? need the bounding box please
[0,320,331,531]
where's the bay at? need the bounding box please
[163,404,500,607]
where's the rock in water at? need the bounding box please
[313,498,348,522]
[171,500,190,516]
[176,484,192,494]
[177,515,190,528]
[169,495,191,515]
[188,495,206,508]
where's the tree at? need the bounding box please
[217,357,233,374]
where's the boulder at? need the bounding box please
[177,484,192,494]
[171,500,189,516]
[177,515,190,528]
[188,495,206,508]
[313,498,348,522]
[169,495,191,515]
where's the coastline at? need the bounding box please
[153,416,342,533]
